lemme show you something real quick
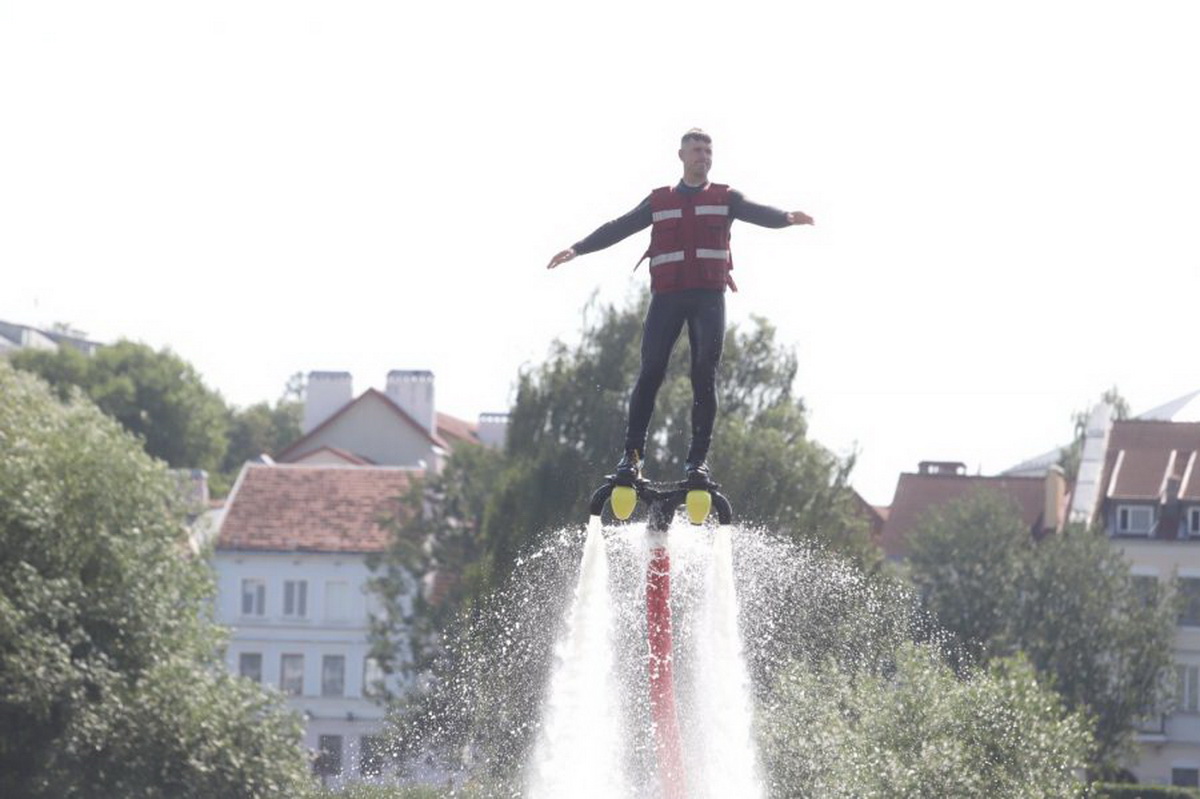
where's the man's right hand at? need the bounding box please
[546,248,576,269]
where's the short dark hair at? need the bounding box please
[681,128,711,145]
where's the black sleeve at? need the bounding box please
[571,195,654,255]
[729,189,791,229]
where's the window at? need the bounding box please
[1178,665,1200,713]
[283,580,308,618]
[1181,580,1200,627]
[363,657,384,699]
[326,580,350,621]
[238,652,262,684]
[241,579,265,616]
[322,655,346,697]
[314,735,343,777]
[280,654,304,696]
[1116,505,1155,535]
[1190,508,1200,537]
[1173,767,1200,787]
[360,735,386,777]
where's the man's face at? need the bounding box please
[679,138,712,179]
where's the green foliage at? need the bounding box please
[9,339,229,473]
[220,398,303,490]
[1088,786,1200,799]
[907,489,1177,772]
[367,295,877,778]
[308,784,499,798]
[493,295,875,582]
[309,787,445,799]
[0,362,309,797]
[760,642,1092,798]
[368,445,506,686]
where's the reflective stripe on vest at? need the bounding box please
[694,205,729,216]
[652,209,683,222]
[649,249,729,268]
[649,251,686,267]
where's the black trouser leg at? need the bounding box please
[685,290,725,466]
[624,294,687,454]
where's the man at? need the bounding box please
[546,128,814,487]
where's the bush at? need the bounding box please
[760,642,1092,798]
[0,363,310,797]
[1089,785,1200,799]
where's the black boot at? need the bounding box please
[685,459,714,487]
[614,449,643,485]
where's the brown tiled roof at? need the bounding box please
[436,412,480,447]
[879,473,1047,558]
[217,464,417,553]
[276,389,448,462]
[1101,421,1200,502]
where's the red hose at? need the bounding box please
[647,545,686,799]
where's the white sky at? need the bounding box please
[3,0,1199,505]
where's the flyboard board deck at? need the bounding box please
[587,475,733,799]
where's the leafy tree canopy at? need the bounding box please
[761,643,1092,798]
[367,296,879,775]
[0,362,310,797]
[490,294,875,578]
[9,340,229,473]
[907,489,1176,772]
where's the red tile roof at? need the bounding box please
[1101,420,1200,503]
[879,473,1048,558]
[436,412,480,447]
[217,464,418,553]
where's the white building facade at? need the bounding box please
[214,463,416,787]
[1060,398,1200,788]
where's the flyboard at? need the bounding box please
[588,472,733,799]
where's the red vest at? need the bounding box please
[644,183,733,293]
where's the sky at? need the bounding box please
[2,0,1199,505]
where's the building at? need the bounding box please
[277,370,508,470]
[875,460,1066,559]
[1063,397,1200,788]
[212,370,507,786]
[0,318,103,357]
[214,463,415,787]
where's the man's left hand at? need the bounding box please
[787,211,814,226]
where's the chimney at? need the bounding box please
[386,370,436,434]
[304,371,353,434]
[918,461,966,476]
[477,412,510,449]
[1043,465,1066,536]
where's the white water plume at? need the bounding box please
[685,525,763,797]
[526,516,626,798]
[414,518,923,798]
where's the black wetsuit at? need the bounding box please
[572,181,791,467]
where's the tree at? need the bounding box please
[367,295,879,779]
[222,399,303,472]
[9,340,229,473]
[0,362,310,797]
[485,295,875,588]
[907,489,1176,772]
[760,643,1092,798]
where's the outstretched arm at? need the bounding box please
[731,190,814,228]
[545,195,653,269]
